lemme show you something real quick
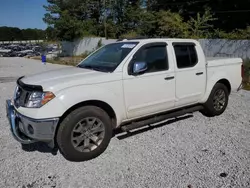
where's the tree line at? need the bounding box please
[0,27,46,41]
[43,0,250,41]
[1,0,249,41]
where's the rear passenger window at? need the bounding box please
[173,44,198,69]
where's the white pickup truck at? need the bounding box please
[6,38,243,161]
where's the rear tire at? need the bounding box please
[201,83,229,117]
[56,106,113,162]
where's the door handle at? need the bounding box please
[196,72,203,76]
[165,76,175,80]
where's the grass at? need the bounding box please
[242,73,250,91]
[243,81,250,91]
[31,55,86,66]
[29,48,94,66]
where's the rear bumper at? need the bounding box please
[6,99,59,146]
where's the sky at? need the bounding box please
[0,0,48,30]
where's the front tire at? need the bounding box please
[56,106,113,162]
[201,83,229,117]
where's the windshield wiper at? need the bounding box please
[77,65,106,72]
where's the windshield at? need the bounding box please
[77,42,139,72]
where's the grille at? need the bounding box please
[14,86,31,108]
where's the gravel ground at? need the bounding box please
[0,57,250,188]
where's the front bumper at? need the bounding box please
[6,99,59,146]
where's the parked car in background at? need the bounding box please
[0,43,58,57]
[6,38,243,161]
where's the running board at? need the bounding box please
[121,105,203,132]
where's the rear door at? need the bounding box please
[172,42,206,107]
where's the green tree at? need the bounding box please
[187,9,217,38]
[155,10,189,38]
[43,0,105,40]
[45,26,57,41]
[148,0,250,32]
[42,0,250,40]
[0,27,45,41]
[138,11,157,37]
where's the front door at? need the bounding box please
[123,42,176,119]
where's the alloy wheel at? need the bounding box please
[213,89,226,111]
[71,117,105,152]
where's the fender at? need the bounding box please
[16,84,127,125]
[200,71,231,103]
[55,84,127,125]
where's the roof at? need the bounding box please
[116,37,199,44]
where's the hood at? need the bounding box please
[21,67,117,92]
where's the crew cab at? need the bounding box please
[6,38,243,162]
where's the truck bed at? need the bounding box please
[206,56,242,93]
[206,57,242,67]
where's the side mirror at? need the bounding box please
[133,61,148,75]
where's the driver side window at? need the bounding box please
[133,45,169,73]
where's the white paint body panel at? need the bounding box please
[15,38,242,127]
[200,57,242,103]
[122,44,175,119]
[172,41,207,107]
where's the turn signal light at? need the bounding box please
[41,92,55,106]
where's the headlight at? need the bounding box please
[26,91,55,108]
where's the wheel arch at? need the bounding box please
[61,100,116,127]
[56,100,117,135]
[216,79,231,94]
[201,75,232,103]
